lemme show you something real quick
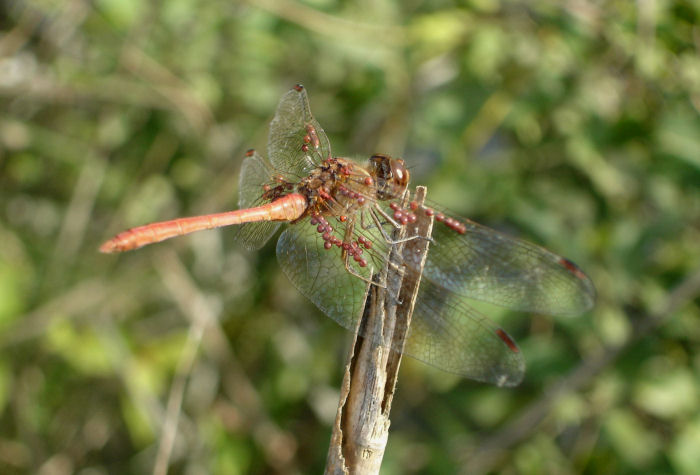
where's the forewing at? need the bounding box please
[409,213,595,316]
[236,150,280,250]
[268,85,331,180]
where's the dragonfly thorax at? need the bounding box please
[297,157,376,219]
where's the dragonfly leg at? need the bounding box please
[370,206,430,245]
[339,217,381,287]
[359,209,377,231]
[342,250,385,288]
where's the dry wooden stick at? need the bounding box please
[325,186,433,474]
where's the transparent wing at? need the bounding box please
[402,205,596,316]
[406,279,524,386]
[236,149,280,250]
[277,216,524,386]
[276,218,373,333]
[268,85,331,180]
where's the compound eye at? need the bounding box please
[391,158,409,188]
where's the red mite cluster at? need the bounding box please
[337,184,366,205]
[390,201,468,235]
[301,124,321,153]
[310,213,371,267]
[423,206,467,234]
[435,213,467,234]
[389,202,417,226]
[297,127,469,271]
[309,195,470,272]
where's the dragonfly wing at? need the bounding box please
[405,279,525,386]
[406,214,596,316]
[276,219,373,333]
[236,150,280,250]
[268,85,331,180]
[277,216,524,385]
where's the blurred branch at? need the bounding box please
[0,1,89,55]
[325,187,433,474]
[45,154,107,283]
[119,46,214,134]
[462,267,700,474]
[1,4,211,133]
[1,55,211,137]
[0,274,144,349]
[0,77,191,111]
[250,0,406,46]
[150,248,299,473]
[0,4,42,57]
[151,250,214,475]
[459,90,514,158]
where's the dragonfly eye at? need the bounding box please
[391,158,409,189]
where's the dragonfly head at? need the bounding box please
[369,154,410,199]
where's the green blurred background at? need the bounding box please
[2,1,700,473]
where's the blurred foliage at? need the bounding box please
[1,0,700,473]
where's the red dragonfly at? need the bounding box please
[101,85,595,387]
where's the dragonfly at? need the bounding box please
[101,84,595,387]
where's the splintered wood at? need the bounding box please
[325,186,433,475]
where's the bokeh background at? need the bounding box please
[2,1,700,473]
